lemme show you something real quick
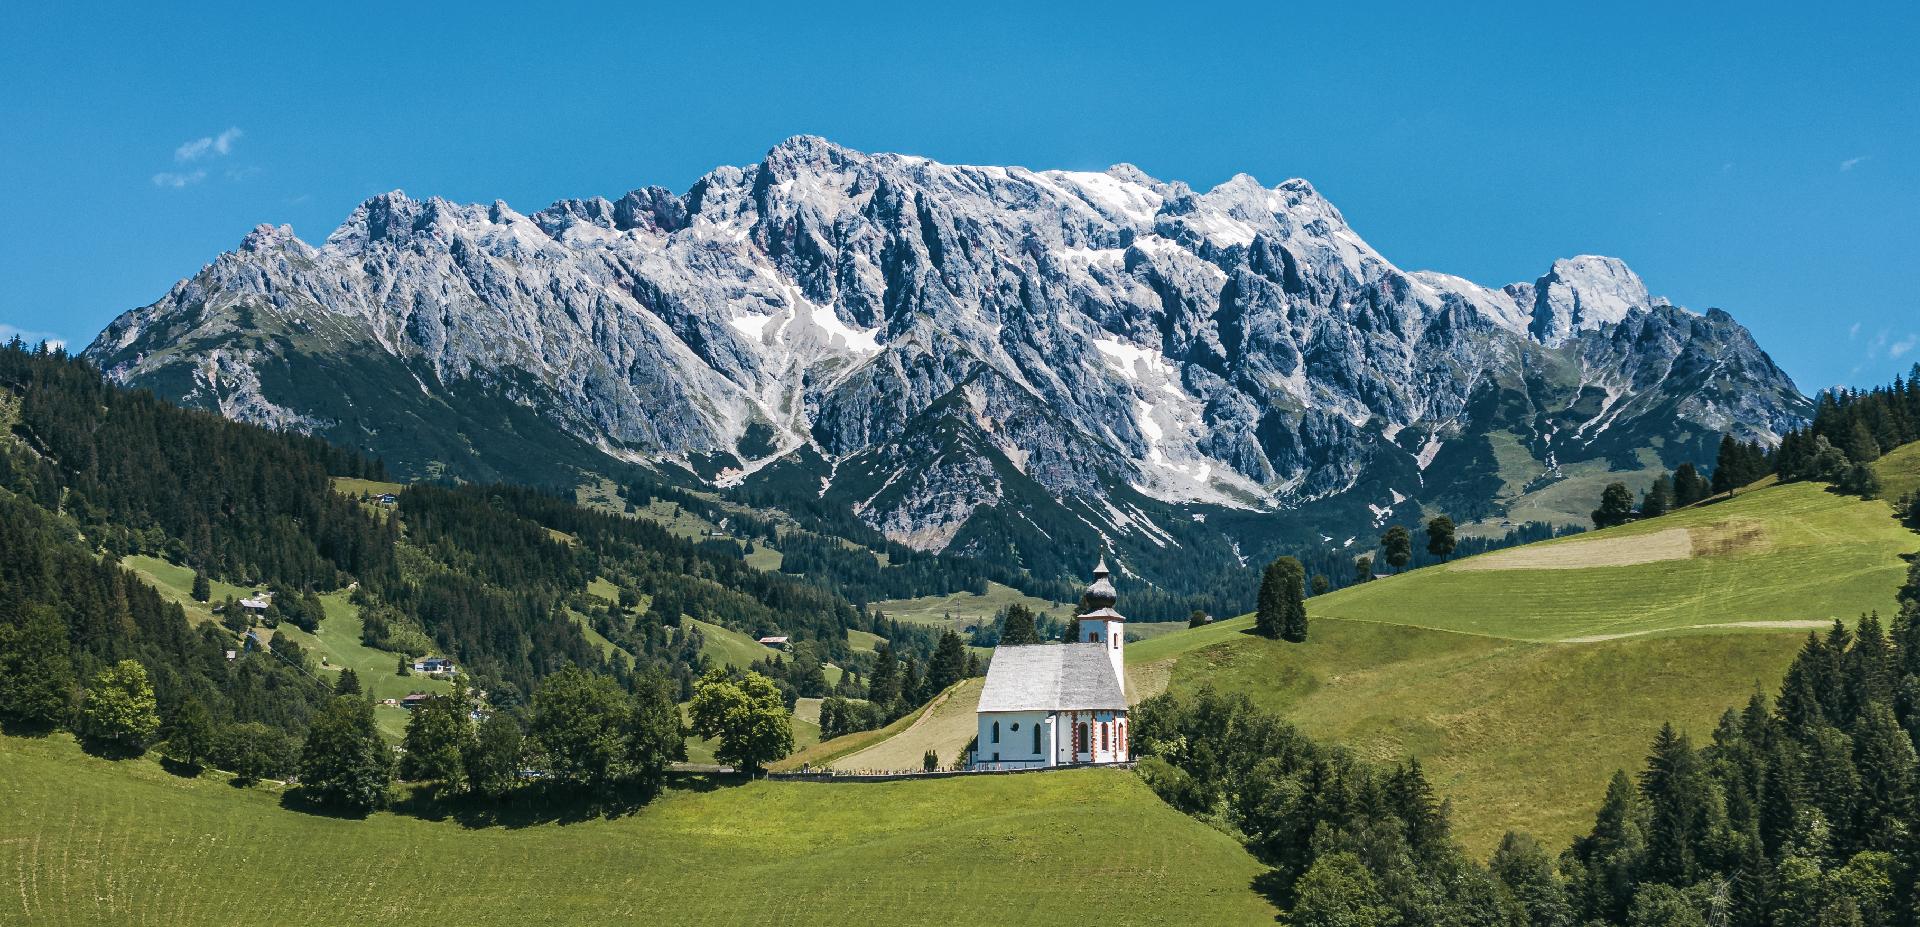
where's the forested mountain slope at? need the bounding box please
[0,343,947,755]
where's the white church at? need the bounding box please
[971,559,1130,769]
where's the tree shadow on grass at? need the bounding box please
[279,788,376,821]
[388,770,750,830]
[0,718,61,739]
[157,756,205,778]
[1249,869,1292,923]
[75,737,147,761]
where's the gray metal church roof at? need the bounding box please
[976,643,1127,712]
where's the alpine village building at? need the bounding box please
[971,559,1130,770]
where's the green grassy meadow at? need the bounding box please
[1112,463,1920,851]
[828,678,983,772]
[1315,480,1916,641]
[1129,615,1805,852]
[119,555,252,625]
[688,617,781,669]
[0,734,1276,927]
[872,581,1072,633]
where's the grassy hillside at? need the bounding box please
[828,678,983,772]
[119,555,252,625]
[0,734,1275,926]
[873,581,1071,633]
[1129,615,1803,852]
[1314,479,1916,641]
[119,553,448,741]
[688,617,781,668]
[1120,461,1920,852]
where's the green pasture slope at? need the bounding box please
[1129,615,1806,853]
[872,581,1072,632]
[0,734,1275,927]
[1124,454,1920,852]
[1320,477,1916,641]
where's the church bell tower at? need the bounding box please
[1076,557,1127,688]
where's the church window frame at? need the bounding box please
[991,721,1000,744]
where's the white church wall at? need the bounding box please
[976,710,1052,769]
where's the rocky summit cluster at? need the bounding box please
[84,136,1809,587]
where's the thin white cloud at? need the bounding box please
[175,127,244,163]
[0,323,68,351]
[1892,334,1918,359]
[1840,155,1869,172]
[1848,322,1861,340]
[152,170,207,188]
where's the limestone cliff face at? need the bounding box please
[85,136,1808,582]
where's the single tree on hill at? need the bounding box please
[161,697,215,771]
[1000,604,1039,646]
[1256,556,1308,642]
[1844,421,1882,464]
[926,630,967,695]
[1380,526,1413,572]
[1424,516,1456,562]
[1255,558,1287,638]
[625,672,687,792]
[401,687,473,789]
[1592,482,1636,529]
[299,695,392,812]
[191,570,211,602]
[334,668,362,697]
[1672,462,1708,507]
[688,669,793,777]
[529,668,633,792]
[1188,609,1210,629]
[79,660,161,756]
[463,712,524,799]
[1641,474,1673,518]
[0,606,75,730]
[1310,574,1330,596]
[219,722,298,784]
[868,646,900,710]
[1354,554,1374,584]
[1711,435,1771,496]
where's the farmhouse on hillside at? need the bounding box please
[971,559,1130,770]
[412,656,456,675]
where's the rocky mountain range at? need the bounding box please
[84,136,1810,594]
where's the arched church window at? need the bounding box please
[1101,723,1109,751]
[991,721,1000,743]
[1033,723,1042,754]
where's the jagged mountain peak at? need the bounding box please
[84,137,1808,588]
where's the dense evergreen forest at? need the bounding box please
[0,342,946,766]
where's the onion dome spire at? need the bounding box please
[1081,557,1117,611]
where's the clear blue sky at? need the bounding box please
[3,1,1915,390]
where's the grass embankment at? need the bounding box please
[872,582,1071,633]
[0,734,1276,926]
[1118,464,1920,852]
[1316,480,1916,641]
[1131,615,1803,852]
[827,678,983,772]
